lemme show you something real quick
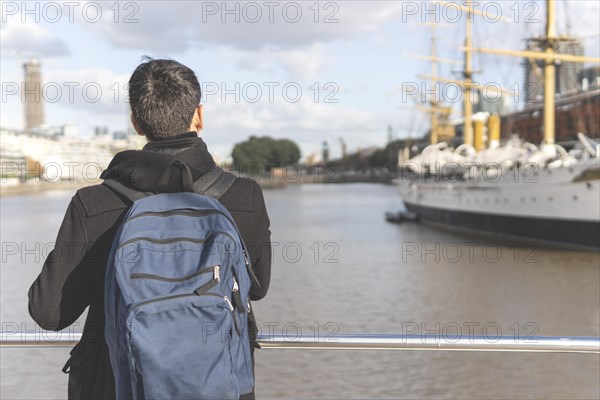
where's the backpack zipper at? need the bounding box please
[129,290,241,337]
[130,265,219,282]
[130,291,223,311]
[118,231,236,250]
[125,206,260,288]
[126,209,223,222]
[127,207,254,276]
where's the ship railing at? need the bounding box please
[1,331,599,353]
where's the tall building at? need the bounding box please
[522,38,584,104]
[472,88,507,115]
[23,58,45,131]
[578,66,600,91]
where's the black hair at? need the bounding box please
[128,57,201,140]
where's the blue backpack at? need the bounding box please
[103,164,258,399]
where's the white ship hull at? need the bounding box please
[399,159,600,250]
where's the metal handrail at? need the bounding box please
[1,331,599,353]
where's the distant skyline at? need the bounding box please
[1,1,599,160]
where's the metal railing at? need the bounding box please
[1,331,599,353]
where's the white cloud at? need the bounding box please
[86,2,404,52]
[235,43,332,80]
[277,44,332,80]
[2,0,597,155]
[43,68,130,116]
[74,1,404,80]
[202,96,385,161]
[0,20,70,57]
[3,59,385,157]
[204,92,380,149]
[1,66,130,131]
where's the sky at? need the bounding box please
[1,0,599,161]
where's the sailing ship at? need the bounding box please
[397,0,600,250]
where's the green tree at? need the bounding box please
[273,139,301,167]
[232,136,301,171]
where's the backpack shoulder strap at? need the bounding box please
[103,165,235,202]
[192,165,236,199]
[102,179,153,204]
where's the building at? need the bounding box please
[523,38,584,103]
[500,89,600,145]
[95,126,109,137]
[0,127,138,182]
[472,88,508,115]
[62,123,77,137]
[23,58,45,131]
[578,66,600,91]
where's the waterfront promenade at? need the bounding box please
[0,168,398,196]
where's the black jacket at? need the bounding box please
[28,133,272,399]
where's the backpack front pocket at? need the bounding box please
[126,295,239,400]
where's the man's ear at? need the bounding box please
[130,113,145,137]
[190,105,203,133]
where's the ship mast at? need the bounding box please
[463,0,474,147]
[430,23,439,145]
[402,22,461,145]
[543,0,556,147]
[406,1,518,148]
[470,0,600,154]
[433,0,505,148]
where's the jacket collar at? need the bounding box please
[101,133,216,192]
[142,131,200,153]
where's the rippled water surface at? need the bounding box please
[1,184,599,399]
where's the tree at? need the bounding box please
[232,136,301,171]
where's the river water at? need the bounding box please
[1,184,599,399]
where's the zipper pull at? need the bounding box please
[232,278,245,313]
[213,265,220,282]
[224,296,234,311]
[224,296,241,335]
